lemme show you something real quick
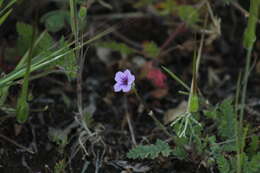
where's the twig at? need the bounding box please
[231,2,249,17]
[0,134,34,154]
[159,23,187,54]
[111,29,142,50]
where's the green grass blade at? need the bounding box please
[0,0,17,16]
[0,8,12,26]
[161,66,190,91]
[0,27,114,88]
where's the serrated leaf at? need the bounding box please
[56,38,77,80]
[247,135,259,157]
[203,107,218,119]
[217,99,236,140]
[243,152,260,173]
[208,136,222,154]
[221,142,236,152]
[216,155,230,173]
[97,41,134,55]
[127,139,172,159]
[155,139,172,157]
[172,146,187,160]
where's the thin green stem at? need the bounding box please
[239,47,253,129]
[133,86,173,139]
[235,71,242,173]
[237,0,259,171]
[237,47,253,173]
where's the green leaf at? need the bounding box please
[172,146,187,160]
[157,0,176,16]
[155,139,173,157]
[127,139,172,159]
[16,22,54,66]
[208,136,222,154]
[247,135,259,157]
[216,155,230,173]
[0,85,9,105]
[178,5,199,26]
[217,99,236,139]
[221,142,236,152]
[16,22,34,56]
[243,152,260,173]
[41,10,70,33]
[79,5,87,20]
[56,38,77,80]
[33,31,54,59]
[0,0,3,7]
[0,28,113,89]
[203,107,218,119]
[16,97,29,123]
[97,41,134,55]
[17,22,54,57]
[143,41,160,58]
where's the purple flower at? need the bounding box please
[114,69,135,92]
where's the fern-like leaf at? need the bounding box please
[216,155,230,173]
[217,99,236,140]
[127,139,172,159]
[243,152,260,173]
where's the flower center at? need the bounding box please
[121,76,128,85]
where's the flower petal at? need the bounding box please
[115,71,124,82]
[124,69,131,77]
[114,83,122,92]
[122,84,132,92]
[124,69,135,84]
[128,74,135,84]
